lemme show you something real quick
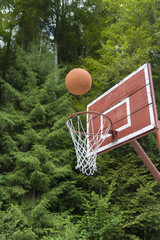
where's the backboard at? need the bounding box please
[87,63,159,154]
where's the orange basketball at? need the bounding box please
[65,68,92,95]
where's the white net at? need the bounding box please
[66,112,111,176]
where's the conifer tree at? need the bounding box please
[0,44,83,239]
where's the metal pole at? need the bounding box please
[130,139,160,185]
[156,120,160,153]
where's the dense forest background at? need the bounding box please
[0,0,160,239]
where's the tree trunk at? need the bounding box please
[2,29,12,80]
[54,0,60,66]
[54,38,58,66]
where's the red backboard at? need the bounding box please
[87,63,159,154]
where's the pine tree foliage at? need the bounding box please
[0,0,160,239]
[0,44,84,239]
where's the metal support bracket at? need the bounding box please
[130,139,160,185]
[109,129,118,142]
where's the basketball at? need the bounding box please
[65,68,92,95]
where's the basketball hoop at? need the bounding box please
[66,111,117,176]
